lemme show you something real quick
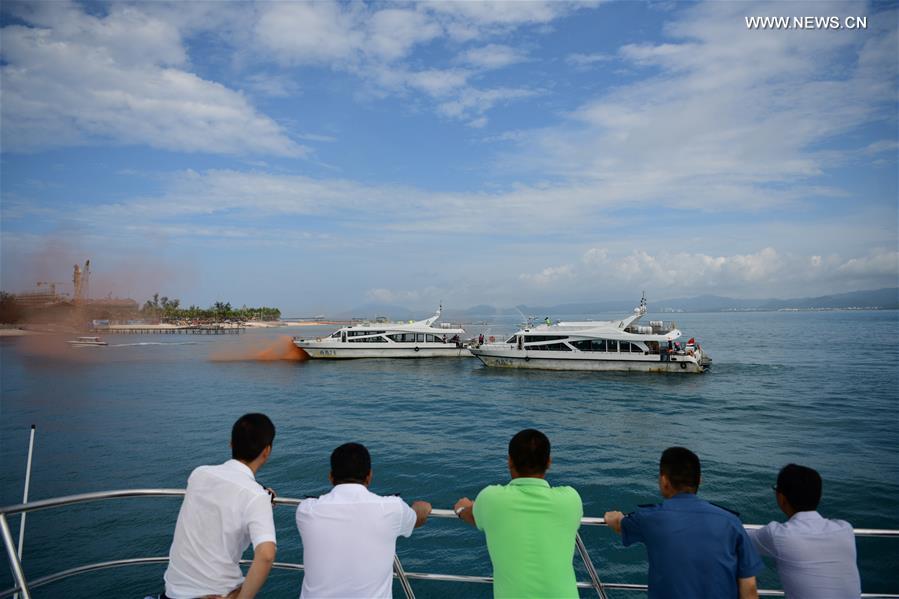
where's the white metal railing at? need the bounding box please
[2,489,898,599]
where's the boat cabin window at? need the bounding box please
[506,335,518,344]
[529,342,572,351]
[645,341,660,353]
[571,339,608,352]
[388,333,415,342]
[620,341,643,353]
[330,332,341,338]
[349,332,386,342]
[524,335,567,343]
[607,340,618,352]
[417,333,426,343]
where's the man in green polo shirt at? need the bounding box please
[454,429,583,598]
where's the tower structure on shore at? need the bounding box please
[73,259,91,303]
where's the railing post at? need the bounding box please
[0,515,30,599]
[393,554,416,599]
[15,425,36,599]
[575,532,608,599]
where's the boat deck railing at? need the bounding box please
[2,489,898,599]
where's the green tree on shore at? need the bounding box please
[141,294,280,322]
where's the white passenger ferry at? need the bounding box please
[470,296,711,373]
[293,306,469,359]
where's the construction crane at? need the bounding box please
[73,259,90,303]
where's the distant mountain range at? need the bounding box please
[336,288,898,319]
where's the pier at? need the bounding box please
[94,325,244,335]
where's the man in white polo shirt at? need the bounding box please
[296,442,432,599]
[163,413,278,599]
[749,464,861,599]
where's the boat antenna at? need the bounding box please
[424,303,442,327]
[514,306,528,327]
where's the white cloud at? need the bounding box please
[570,247,899,297]
[426,1,587,33]
[565,52,614,68]
[405,69,471,97]
[582,248,608,265]
[520,264,575,285]
[459,44,528,69]
[367,8,443,61]
[0,2,303,156]
[502,1,898,211]
[243,73,301,98]
[248,1,572,125]
[437,87,540,120]
[862,140,899,156]
[254,2,365,65]
[837,251,899,277]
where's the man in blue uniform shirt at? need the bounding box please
[605,447,763,599]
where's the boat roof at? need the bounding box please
[515,322,681,342]
[340,323,466,335]
[334,306,465,335]
[510,297,683,342]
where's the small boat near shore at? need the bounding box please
[293,306,470,359]
[66,336,108,347]
[470,295,711,373]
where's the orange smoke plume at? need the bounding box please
[210,335,309,362]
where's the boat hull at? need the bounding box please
[471,348,709,373]
[294,341,472,359]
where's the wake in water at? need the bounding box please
[112,341,198,347]
[209,335,308,362]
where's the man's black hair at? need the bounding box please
[508,429,551,475]
[231,413,275,462]
[331,442,371,484]
[660,446,701,491]
[776,464,822,512]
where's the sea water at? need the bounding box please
[1,310,897,597]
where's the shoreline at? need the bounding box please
[0,327,36,337]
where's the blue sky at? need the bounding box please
[1,0,896,315]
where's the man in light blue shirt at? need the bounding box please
[749,464,861,599]
[605,447,762,599]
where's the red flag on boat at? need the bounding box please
[688,337,695,345]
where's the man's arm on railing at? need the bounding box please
[236,541,276,599]
[603,511,624,535]
[412,500,432,528]
[738,576,758,599]
[454,497,477,527]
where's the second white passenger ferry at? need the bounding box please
[470,296,711,373]
[293,306,469,359]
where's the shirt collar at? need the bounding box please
[224,459,256,480]
[789,510,823,522]
[509,477,550,488]
[666,492,700,501]
[329,483,371,497]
